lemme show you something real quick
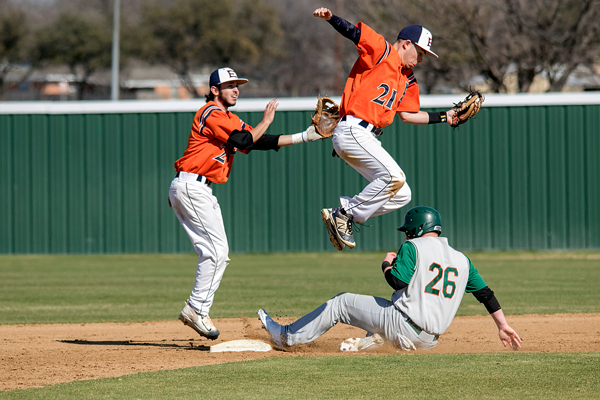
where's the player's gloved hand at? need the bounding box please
[291,126,322,144]
[304,125,322,142]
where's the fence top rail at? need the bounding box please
[1,92,599,115]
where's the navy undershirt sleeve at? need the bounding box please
[327,15,361,45]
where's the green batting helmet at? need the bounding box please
[397,206,442,238]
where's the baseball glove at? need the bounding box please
[311,96,340,139]
[450,90,484,127]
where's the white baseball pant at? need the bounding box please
[279,292,439,351]
[332,116,412,224]
[168,172,229,316]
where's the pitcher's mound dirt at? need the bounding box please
[2,313,600,391]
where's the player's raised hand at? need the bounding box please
[499,325,521,350]
[262,99,279,125]
[313,8,332,20]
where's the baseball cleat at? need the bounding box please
[321,208,345,251]
[257,309,285,348]
[330,207,356,248]
[179,300,220,340]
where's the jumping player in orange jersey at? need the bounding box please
[169,68,322,340]
[314,7,457,251]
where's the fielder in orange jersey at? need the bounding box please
[169,68,322,340]
[314,7,458,251]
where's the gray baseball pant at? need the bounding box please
[280,292,438,351]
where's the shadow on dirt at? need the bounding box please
[59,339,211,351]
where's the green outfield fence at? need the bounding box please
[1,93,599,254]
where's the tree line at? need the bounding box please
[1,0,599,100]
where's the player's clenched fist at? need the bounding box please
[313,7,332,20]
[383,252,397,265]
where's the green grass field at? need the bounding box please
[1,252,600,398]
[4,353,600,400]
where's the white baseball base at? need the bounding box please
[210,339,272,353]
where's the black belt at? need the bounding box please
[341,115,383,136]
[175,171,211,186]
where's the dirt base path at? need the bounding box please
[2,313,600,391]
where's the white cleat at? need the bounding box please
[321,208,345,251]
[179,300,220,340]
[257,309,285,348]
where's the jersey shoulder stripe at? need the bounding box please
[376,41,391,65]
[198,105,221,135]
[406,72,417,86]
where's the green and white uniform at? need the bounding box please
[268,236,487,351]
[392,237,486,335]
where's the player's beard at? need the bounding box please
[218,93,237,108]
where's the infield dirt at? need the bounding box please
[2,313,600,391]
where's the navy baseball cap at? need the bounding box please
[209,68,249,88]
[397,25,438,58]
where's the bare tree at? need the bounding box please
[9,0,600,99]
[503,0,600,92]
[345,0,474,94]
[347,0,600,93]
[451,0,600,92]
[240,0,346,98]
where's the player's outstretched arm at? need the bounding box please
[490,309,522,350]
[398,111,430,125]
[313,7,332,20]
[277,126,322,147]
[399,110,457,126]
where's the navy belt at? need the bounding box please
[175,171,211,186]
[340,115,383,136]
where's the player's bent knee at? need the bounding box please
[387,172,406,197]
[400,183,411,202]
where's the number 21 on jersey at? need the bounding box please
[371,82,408,110]
[424,263,458,299]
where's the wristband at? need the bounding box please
[381,260,391,272]
[291,132,306,144]
[428,111,447,124]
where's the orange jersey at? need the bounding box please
[340,22,420,128]
[174,101,252,184]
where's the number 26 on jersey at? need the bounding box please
[425,263,458,299]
